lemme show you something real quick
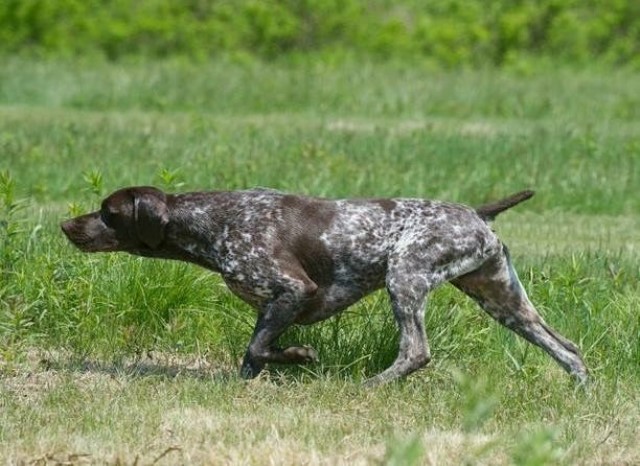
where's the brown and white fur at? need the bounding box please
[61,187,588,385]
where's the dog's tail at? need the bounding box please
[475,190,535,221]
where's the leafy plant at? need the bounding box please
[511,427,563,466]
[451,369,498,432]
[82,169,104,198]
[157,167,185,191]
[383,435,424,466]
[0,170,26,277]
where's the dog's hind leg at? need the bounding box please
[452,245,588,383]
[363,272,432,387]
[364,233,496,387]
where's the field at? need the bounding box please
[1,58,639,464]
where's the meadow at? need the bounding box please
[1,57,639,464]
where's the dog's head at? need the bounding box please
[61,186,169,253]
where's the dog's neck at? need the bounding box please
[149,193,232,272]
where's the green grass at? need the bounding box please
[1,57,639,464]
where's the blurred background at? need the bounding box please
[1,0,639,67]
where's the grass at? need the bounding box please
[1,57,639,464]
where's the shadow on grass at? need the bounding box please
[35,350,238,382]
[10,347,387,386]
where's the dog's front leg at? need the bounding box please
[240,290,319,379]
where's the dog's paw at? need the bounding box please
[362,375,385,388]
[283,345,318,364]
[239,357,265,379]
[300,345,319,363]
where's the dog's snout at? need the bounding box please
[61,220,73,236]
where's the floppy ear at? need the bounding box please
[133,188,169,248]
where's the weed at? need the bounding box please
[0,170,26,276]
[382,435,424,466]
[511,428,562,466]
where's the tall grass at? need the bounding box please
[1,57,638,378]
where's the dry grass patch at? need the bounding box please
[2,348,639,465]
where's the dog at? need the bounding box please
[61,186,588,385]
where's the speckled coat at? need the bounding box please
[61,187,588,385]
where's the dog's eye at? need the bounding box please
[100,211,113,225]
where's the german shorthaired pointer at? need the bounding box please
[61,187,588,385]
